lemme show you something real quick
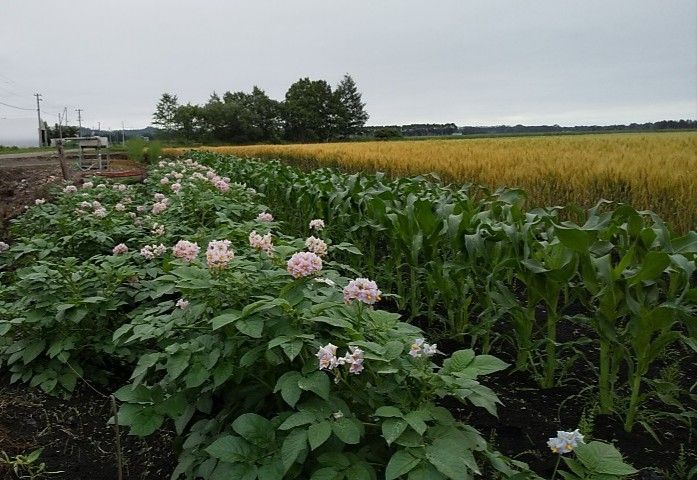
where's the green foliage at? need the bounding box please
[191,152,697,433]
[0,159,535,479]
[146,140,162,163]
[125,137,147,162]
[0,448,63,478]
[558,441,637,480]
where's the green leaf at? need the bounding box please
[555,226,591,252]
[312,316,352,329]
[382,418,408,445]
[375,406,403,418]
[281,429,307,472]
[275,371,303,407]
[627,251,670,285]
[404,411,428,435]
[442,349,475,373]
[385,450,420,480]
[332,417,361,445]
[470,355,509,376]
[236,317,264,338]
[205,435,252,463]
[426,439,474,479]
[279,411,315,430]
[232,413,275,444]
[310,467,340,480]
[22,339,45,364]
[308,421,332,450]
[574,441,637,476]
[281,340,304,361]
[298,371,330,400]
[211,311,242,330]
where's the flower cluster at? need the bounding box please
[35,198,45,205]
[316,344,365,375]
[112,243,129,255]
[176,298,189,309]
[115,203,126,212]
[151,223,166,236]
[309,218,325,231]
[287,251,322,278]
[152,198,168,215]
[343,278,381,305]
[173,240,200,262]
[0,241,9,253]
[409,338,438,358]
[63,185,77,193]
[82,181,94,189]
[171,183,182,193]
[206,240,234,269]
[249,231,273,255]
[305,236,328,257]
[140,244,167,260]
[256,212,273,222]
[547,430,584,454]
[113,183,127,192]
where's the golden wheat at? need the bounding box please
[166,132,697,232]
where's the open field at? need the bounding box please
[167,132,697,232]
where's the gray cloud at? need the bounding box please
[1,0,695,133]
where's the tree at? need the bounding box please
[334,74,369,137]
[152,93,179,134]
[282,78,335,142]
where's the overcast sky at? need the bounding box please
[1,0,695,141]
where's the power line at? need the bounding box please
[0,100,34,111]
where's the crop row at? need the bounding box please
[170,132,697,232]
[194,152,697,434]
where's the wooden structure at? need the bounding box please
[52,136,110,171]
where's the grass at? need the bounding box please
[165,131,697,232]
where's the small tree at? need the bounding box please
[152,93,179,135]
[334,74,369,137]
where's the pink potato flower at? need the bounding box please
[172,240,200,262]
[112,243,129,255]
[206,240,235,269]
[343,278,381,305]
[287,251,322,278]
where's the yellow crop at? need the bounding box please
[166,132,697,232]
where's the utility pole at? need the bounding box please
[97,121,101,134]
[58,112,63,139]
[121,121,126,145]
[75,108,83,137]
[34,93,43,147]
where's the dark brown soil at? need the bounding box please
[0,378,176,480]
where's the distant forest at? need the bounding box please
[366,119,697,138]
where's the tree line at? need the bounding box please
[365,120,697,138]
[152,75,369,144]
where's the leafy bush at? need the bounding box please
[0,158,537,479]
[125,137,147,162]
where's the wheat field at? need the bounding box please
[166,132,697,232]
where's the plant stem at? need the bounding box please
[542,307,557,389]
[598,338,613,414]
[624,372,642,432]
[550,454,562,480]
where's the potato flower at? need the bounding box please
[343,278,381,304]
[409,338,438,358]
[173,240,200,262]
[305,236,328,257]
[309,219,325,230]
[112,243,129,255]
[287,251,322,278]
[206,240,234,269]
[249,231,273,254]
[256,212,273,222]
[547,430,584,454]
